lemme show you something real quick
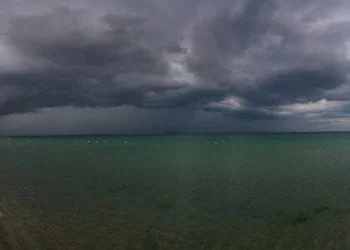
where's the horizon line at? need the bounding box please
[1,130,350,138]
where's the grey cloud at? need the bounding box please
[185,0,350,120]
[1,0,350,134]
[0,7,186,114]
[239,68,347,107]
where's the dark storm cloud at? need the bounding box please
[237,67,347,107]
[1,0,350,134]
[0,7,186,114]
[185,0,350,120]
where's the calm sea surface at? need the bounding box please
[1,133,350,249]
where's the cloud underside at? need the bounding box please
[1,0,350,133]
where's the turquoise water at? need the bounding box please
[1,133,350,249]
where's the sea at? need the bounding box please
[1,133,350,249]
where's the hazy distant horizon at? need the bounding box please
[2,130,350,138]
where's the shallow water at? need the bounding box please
[1,133,350,249]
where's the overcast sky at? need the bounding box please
[1,0,350,135]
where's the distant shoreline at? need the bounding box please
[1,130,350,138]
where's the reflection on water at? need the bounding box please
[1,134,350,249]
